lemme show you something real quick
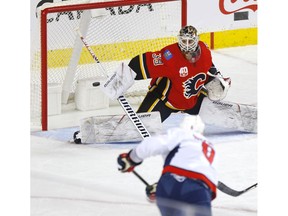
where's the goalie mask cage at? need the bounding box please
[31,0,187,130]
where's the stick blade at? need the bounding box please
[217,181,257,197]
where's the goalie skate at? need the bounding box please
[78,112,162,143]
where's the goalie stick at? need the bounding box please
[133,170,257,197]
[76,29,150,139]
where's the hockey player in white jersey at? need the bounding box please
[117,114,218,216]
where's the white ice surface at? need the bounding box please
[31,45,257,216]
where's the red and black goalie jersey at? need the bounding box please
[128,41,212,110]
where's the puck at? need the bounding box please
[92,81,100,87]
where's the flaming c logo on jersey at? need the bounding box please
[183,73,206,99]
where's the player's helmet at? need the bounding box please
[180,114,205,134]
[178,25,201,63]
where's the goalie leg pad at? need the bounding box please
[199,98,257,133]
[79,112,163,143]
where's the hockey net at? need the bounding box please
[31,0,186,130]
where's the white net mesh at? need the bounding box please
[31,0,182,129]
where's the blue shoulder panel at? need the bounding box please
[163,49,173,60]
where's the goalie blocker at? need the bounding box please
[101,63,136,100]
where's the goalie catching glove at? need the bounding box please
[101,63,136,100]
[117,150,142,173]
[203,72,231,101]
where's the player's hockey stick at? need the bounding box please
[76,29,150,139]
[132,170,150,186]
[133,169,257,197]
[217,181,258,197]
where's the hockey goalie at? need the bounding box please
[73,25,257,144]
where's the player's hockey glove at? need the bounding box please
[117,150,142,173]
[146,183,157,202]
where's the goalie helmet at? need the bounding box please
[178,25,201,63]
[180,114,205,134]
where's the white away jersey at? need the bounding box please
[133,127,218,186]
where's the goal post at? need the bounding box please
[31,0,187,130]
